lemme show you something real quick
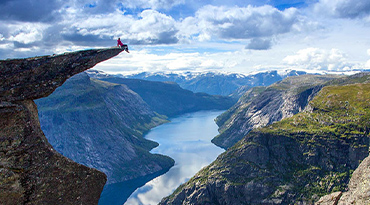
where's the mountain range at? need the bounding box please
[37,68,370,204]
[89,69,309,97]
[89,74,235,116]
[160,72,370,204]
[4,48,368,205]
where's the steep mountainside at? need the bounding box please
[215,86,267,132]
[116,70,307,96]
[160,73,370,204]
[91,76,235,117]
[0,48,123,204]
[213,75,340,149]
[35,73,174,184]
[317,154,370,204]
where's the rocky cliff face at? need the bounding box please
[337,154,370,204]
[35,73,174,184]
[317,148,370,205]
[213,75,340,149]
[0,48,123,204]
[160,74,370,205]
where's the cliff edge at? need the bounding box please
[0,48,123,204]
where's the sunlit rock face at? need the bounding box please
[213,75,339,149]
[0,48,123,204]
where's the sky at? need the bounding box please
[0,0,370,74]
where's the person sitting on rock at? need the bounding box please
[117,38,129,53]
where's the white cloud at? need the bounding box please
[7,23,49,44]
[0,0,63,22]
[314,0,370,19]
[0,43,13,49]
[366,60,370,69]
[283,47,354,70]
[0,0,369,74]
[131,10,178,44]
[121,0,185,10]
[180,5,300,42]
[62,0,185,14]
[94,47,286,75]
[366,49,370,69]
[61,9,178,45]
[94,50,225,74]
[245,38,272,50]
[61,11,132,37]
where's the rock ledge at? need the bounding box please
[0,48,123,204]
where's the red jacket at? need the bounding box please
[117,39,124,47]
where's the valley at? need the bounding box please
[103,110,225,205]
[160,72,370,204]
[34,70,237,203]
[2,0,370,203]
[27,65,370,204]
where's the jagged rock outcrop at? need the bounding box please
[0,48,123,204]
[316,192,343,205]
[337,154,370,204]
[160,75,370,204]
[316,154,370,205]
[213,75,340,149]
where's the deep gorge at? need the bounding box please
[2,50,370,204]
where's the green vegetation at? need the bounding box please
[256,83,370,200]
[163,76,370,204]
[213,74,342,149]
[262,83,370,140]
[291,167,352,199]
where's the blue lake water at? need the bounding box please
[99,110,225,205]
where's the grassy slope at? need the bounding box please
[213,75,340,149]
[162,75,370,204]
[258,83,370,199]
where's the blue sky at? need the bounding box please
[0,0,370,74]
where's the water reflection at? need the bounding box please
[125,110,225,205]
[98,168,170,205]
